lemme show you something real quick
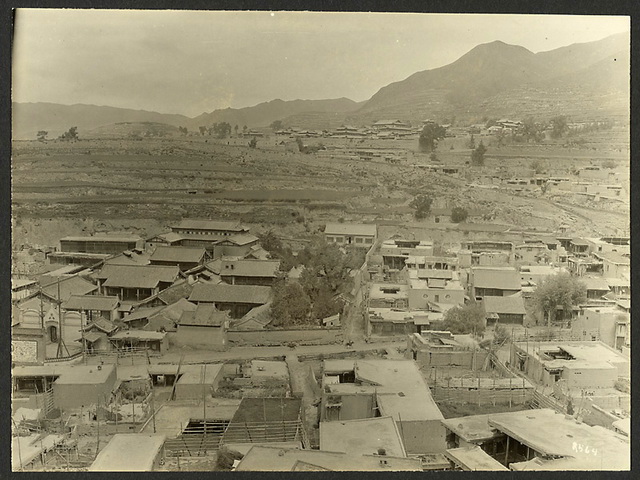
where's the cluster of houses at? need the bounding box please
[10,217,631,472]
[320,223,630,358]
[11,219,287,359]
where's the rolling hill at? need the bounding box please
[348,32,629,124]
[12,32,629,138]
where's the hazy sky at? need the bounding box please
[12,10,630,117]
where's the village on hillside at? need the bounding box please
[10,10,631,474]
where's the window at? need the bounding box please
[365,238,373,244]
[355,237,363,244]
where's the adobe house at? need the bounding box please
[442,409,629,470]
[88,434,166,472]
[482,295,527,325]
[175,303,230,350]
[468,267,521,301]
[59,235,142,255]
[174,364,225,400]
[321,359,445,455]
[51,364,118,410]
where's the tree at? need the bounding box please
[36,131,48,141]
[234,124,239,136]
[530,159,547,174]
[59,126,78,141]
[178,126,188,136]
[270,281,312,327]
[471,141,487,166]
[409,194,433,220]
[450,206,468,223]
[248,137,257,148]
[270,120,283,131]
[418,122,446,153]
[531,273,587,327]
[242,125,248,134]
[550,115,569,139]
[409,195,433,220]
[443,302,486,336]
[429,152,438,163]
[467,134,476,149]
[522,117,545,143]
[198,126,207,136]
[213,122,232,139]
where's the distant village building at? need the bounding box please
[96,264,180,301]
[468,267,521,300]
[324,223,377,248]
[149,246,208,271]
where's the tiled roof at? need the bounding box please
[220,259,280,278]
[150,246,206,264]
[62,295,119,312]
[171,219,248,232]
[99,265,179,289]
[178,303,228,327]
[189,283,272,305]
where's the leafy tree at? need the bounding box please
[248,137,257,148]
[418,122,446,153]
[36,130,48,141]
[531,273,586,327]
[467,134,476,149]
[530,159,547,174]
[429,152,438,163]
[550,116,569,139]
[199,126,207,136]
[443,302,486,336]
[409,194,433,220]
[471,141,487,166]
[234,124,239,136]
[295,137,305,152]
[270,120,283,131]
[450,206,468,223]
[270,281,312,327]
[213,122,232,139]
[493,324,510,345]
[59,126,78,141]
[522,117,546,143]
[178,126,188,136]
[242,125,248,134]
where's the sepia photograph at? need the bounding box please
[10,9,630,472]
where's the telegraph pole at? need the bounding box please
[56,278,69,358]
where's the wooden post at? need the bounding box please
[493,378,496,407]
[95,393,100,459]
[509,378,513,408]
[504,435,510,466]
[477,377,481,406]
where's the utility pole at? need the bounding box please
[56,278,69,358]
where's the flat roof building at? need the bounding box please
[322,359,445,454]
[320,416,407,457]
[442,408,629,470]
[88,434,166,471]
[324,223,377,248]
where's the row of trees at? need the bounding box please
[418,122,487,165]
[436,273,587,337]
[259,232,364,327]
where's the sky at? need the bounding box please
[12,10,630,118]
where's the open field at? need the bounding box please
[11,130,629,249]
